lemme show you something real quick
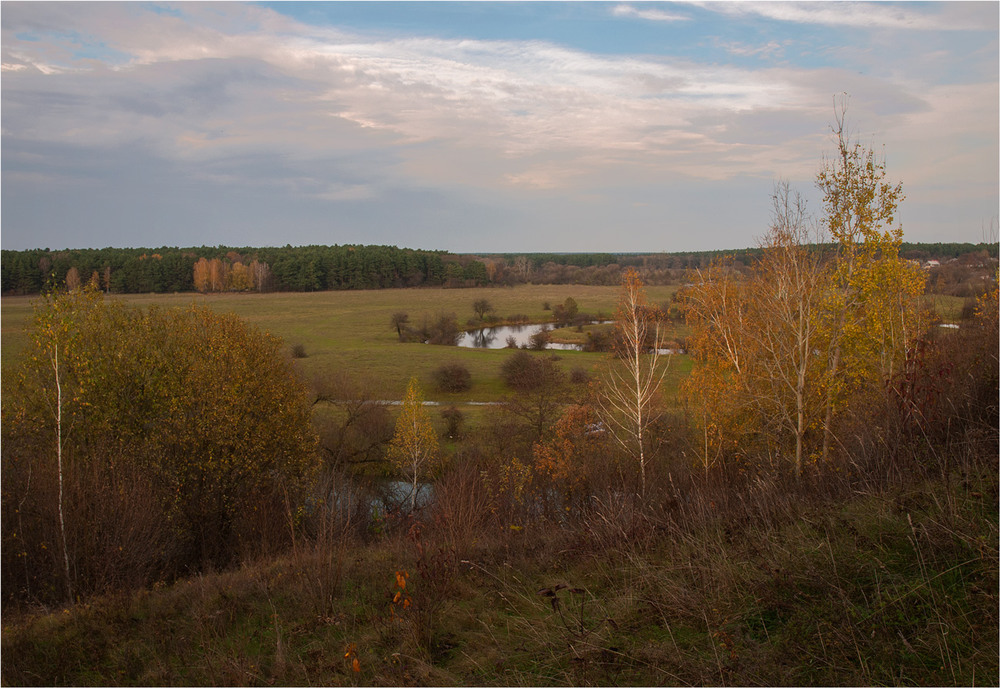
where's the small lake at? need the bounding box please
[457,322,605,351]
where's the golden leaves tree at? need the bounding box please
[684,100,925,477]
[599,268,669,498]
[816,95,925,460]
[387,378,441,513]
[193,257,211,293]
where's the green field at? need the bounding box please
[2,285,688,404]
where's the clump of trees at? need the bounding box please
[193,255,273,293]
[682,101,926,479]
[1,286,318,605]
[391,312,462,345]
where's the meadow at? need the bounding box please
[2,284,688,404]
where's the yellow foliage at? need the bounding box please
[386,378,440,512]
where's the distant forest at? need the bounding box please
[1,242,996,296]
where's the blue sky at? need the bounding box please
[2,2,997,253]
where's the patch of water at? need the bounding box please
[457,321,609,351]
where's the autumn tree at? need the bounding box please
[532,404,606,510]
[681,262,759,475]
[209,257,227,292]
[683,100,925,476]
[747,185,829,477]
[386,378,441,512]
[312,371,394,470]
[193,257,211,293]
[20,287,103,601]
[501,352,569,442]
[815,96,925,460]
[65,266,81,291]
[598,268,669,497]
[227,261,253,291]
[248,259,272,292]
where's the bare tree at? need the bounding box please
[472,298,495,320]
[598,268,669,498]
[750,183,828,477]
[391,312,410,340]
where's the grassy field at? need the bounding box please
[2,285,687,403]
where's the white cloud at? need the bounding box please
[612,4,691,22]
[699,1,996,31]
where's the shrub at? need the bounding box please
[433,363,472,393]
[502,351,538,391]
[582,328,614,353]
[441,406,465,438]
[424,312,461,345]
[291,343,308,358]
[528,328,551,351]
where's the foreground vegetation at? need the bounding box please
[3,429,996,686]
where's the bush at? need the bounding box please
[582,327,614,353]
[291,343,308,358]
[433,363,472,393]
[441,406,465,438]
[528,328,552,351]
[500,351,543,392]
[1,287,319,605]
[424,312,461,345]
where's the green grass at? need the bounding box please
[2,285,681,403]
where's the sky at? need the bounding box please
[1,1,997,253]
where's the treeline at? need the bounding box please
[0,245,457,295]
[2,242,996,296]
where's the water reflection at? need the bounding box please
[457,322,601,351]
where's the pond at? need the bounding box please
[456,321,606,351]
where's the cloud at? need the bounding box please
[699,2,997,32]
[611,4,691,23]
[1,2,995,252]
[4,4,839,193]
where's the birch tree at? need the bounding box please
[387,378,441,512]
[750,184,828,477]
[816,95,924,460]
[599,268,669,498]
